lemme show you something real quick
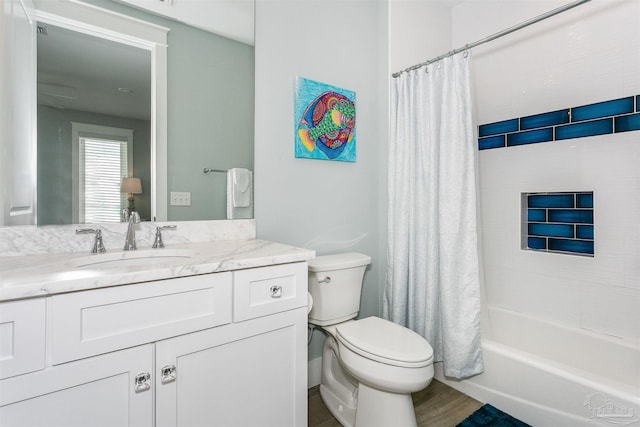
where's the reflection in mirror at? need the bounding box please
[83,0,255,223]
[37,23,152,224]
[3,0,255,227]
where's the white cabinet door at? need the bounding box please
[0,344,153,427]
[156,308,308,427]
[0,298,45,379]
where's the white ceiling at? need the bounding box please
[37,22,151,121]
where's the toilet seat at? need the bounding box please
[336,317,433,368]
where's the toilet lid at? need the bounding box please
[336,317,433,368]
[307,253,371,272]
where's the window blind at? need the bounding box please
[79,137,127,223]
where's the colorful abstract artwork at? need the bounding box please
[295,77,356,162]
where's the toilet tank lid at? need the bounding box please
[308,253,372,272]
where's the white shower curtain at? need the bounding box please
[384,53,483,379]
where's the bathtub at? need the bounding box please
[435,308,640,426]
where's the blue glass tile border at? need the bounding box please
[571,97,634,122]
[479,94,640,150]
[615,113,640,133]
[556,118,613,141]
[507,128,553,146]
[521,109,569,130]
[479,134,506,150]
[479,118,519,137]
[523,191,594,257]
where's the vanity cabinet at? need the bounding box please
[0,262,308,427]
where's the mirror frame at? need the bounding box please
[33,0,168,222]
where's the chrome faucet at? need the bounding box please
[152,225,177,248]
[123,209,140,250]
[76,228,107,254]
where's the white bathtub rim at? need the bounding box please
[481,340,640,399]
[486,307,640,387]
[435,340,640,427]
[487,306,640,352]
[435,363,591,426]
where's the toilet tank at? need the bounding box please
[308,253,372,326]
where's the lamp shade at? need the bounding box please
[121,177,142,194]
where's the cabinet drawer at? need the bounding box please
[49,273,232,364]
[233,262,307,322]
[0,298,46,379]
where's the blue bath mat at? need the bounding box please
[457,404,532,427]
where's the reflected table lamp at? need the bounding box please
[121,177,142,215]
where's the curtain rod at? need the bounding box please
[392,0,591,78]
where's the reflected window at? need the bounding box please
[79,137,127,223]
[72,122,133,223]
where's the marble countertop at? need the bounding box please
[0,239,315,302]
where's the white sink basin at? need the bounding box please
[73,249,195,271]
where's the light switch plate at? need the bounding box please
[170,191,191,206]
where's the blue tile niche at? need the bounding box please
[522,192,594,257]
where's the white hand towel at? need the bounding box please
[231,168,251,207]
[226,168,253,219]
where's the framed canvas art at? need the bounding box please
[295,77,356,162]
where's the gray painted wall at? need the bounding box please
[37,105,151,224]
[166,24,254,221]
[254,0,388,362]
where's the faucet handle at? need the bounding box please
[152,225,177,248]
[76,228,107,254]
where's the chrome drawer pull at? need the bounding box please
[161,365,177,384]
[134,372,151,392]
[270,285,282,299]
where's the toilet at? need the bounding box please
[308,253,434,427]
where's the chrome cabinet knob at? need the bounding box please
[134,372,151,392]
[160,365,177,384]
[270,285,282,299]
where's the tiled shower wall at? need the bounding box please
[454,0,639,341]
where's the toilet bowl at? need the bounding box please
[308,253,434,427]
[336,317,433,394]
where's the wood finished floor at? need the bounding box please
[308,379,483,427]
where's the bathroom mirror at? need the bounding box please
[37,22,154,224]
[2,0,254,226]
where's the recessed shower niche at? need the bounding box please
[522,192,594,256]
